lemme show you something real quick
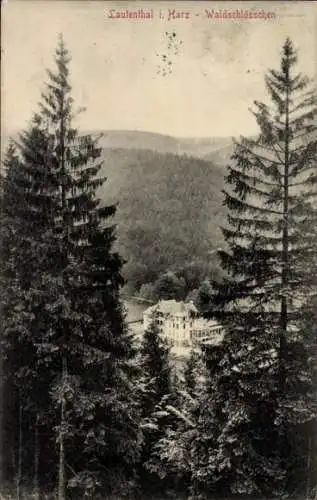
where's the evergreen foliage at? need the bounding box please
[100,147,226,293]
[0,35,141,498]
[137,316,178,495]
[200,38,317,497]
[146,347,214,499]
[1,33,317,500]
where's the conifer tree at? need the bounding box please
[139,318,172,414]
[1,35,141,497]
[201,38,317,496]
[148,347,217,499]
[137,316,176,493]
[183,348,200,396]
[0,135,60,490]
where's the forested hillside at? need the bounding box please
[97,147,230,292]
[1,131,234,294]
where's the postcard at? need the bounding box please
[1,1,316,499]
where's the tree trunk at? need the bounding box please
[16,400,22,500]
[278,66,291,482]
[280,74,290,397]
[33,414,40,500]
[58,65,67,500]
[58,355,67,500]
[0,324,3,486]
[306,435,312,500]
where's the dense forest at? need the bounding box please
[1,34,316,500]
[1,113,233,301]
[98,147,228,296]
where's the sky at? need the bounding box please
[2,0,317,138]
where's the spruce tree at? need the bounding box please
[201,38,317,496]
[183,348,200,396]
[139,318,172,414]
[137,316,175,494]
[1,35,141,497]
[149,347,217,499]
[0,135,61,492]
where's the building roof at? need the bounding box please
[144,299,198,317]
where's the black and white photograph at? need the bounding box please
[1,1,317,498]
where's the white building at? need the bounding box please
[143,299,224,352]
